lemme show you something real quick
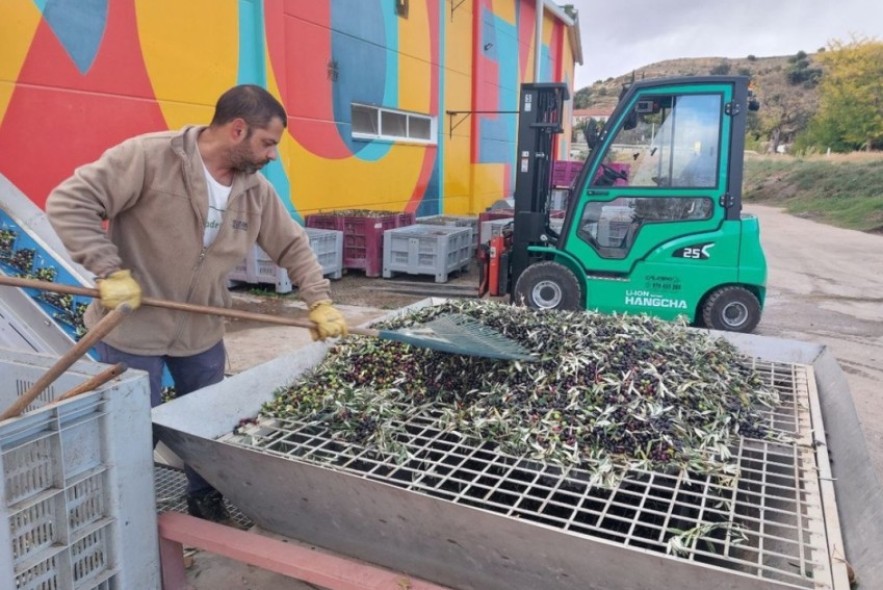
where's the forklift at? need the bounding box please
[480,76,766,332]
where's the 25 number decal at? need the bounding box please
[673,243,715,260]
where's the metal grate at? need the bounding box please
[221,360,843,589]
[154,464,253,529]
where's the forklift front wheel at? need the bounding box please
[701,286,761,333]
[513,262,582,311]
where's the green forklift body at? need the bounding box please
[547,76,767,326]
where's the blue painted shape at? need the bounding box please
[236,0,298,219]
[331,2,396,160]
[263,159,298,223]
[540,45,552,82]
[416,161,441,217]
[38,0,108,74]
[237,0,266,86]
[478,10,518,164]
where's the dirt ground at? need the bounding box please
[184,204,882,589]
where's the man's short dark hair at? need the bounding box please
[211,84,287,129]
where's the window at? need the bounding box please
[351,104,436,144]
[578,197,713,259]
[352,105,378,135]
[590,93,723,189]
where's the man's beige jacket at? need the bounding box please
[47,126,331,356]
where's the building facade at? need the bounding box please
[1,0,580,221]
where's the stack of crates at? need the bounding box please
[382,224,472,283]
[306,210,416,278]
[0,350,158,589]
[228,227,344,293]
[551,160,582,188]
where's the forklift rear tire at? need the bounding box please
[701,286,761,333]
[513,262,582,311]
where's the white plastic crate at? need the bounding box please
[305,227,344,280]
[382,224,472,283]
[597,206,634,247]
[416,215,478,250]
[228,228,344,293]
[550,188,569,211]
[0,349,158,590]
[479,218,513,245]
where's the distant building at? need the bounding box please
[573,107,614,126]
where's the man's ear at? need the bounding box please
[230,118,248,142]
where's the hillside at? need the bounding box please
[575,53,824,148]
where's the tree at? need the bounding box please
[800,38,883,152]
[786,52,822,87]
[710,60,731,75]
[759,91,814,153]
[573,87,592,109]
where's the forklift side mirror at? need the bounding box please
[622,110,638,131]
[584,125,600,150]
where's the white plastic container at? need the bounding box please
[382,225,472,283]
[229,227,345,293]
[0,349,158,590]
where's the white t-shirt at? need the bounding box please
[201,163,232,247]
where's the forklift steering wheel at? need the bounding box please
[597,163,628,186]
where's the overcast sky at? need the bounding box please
[567,0,883,88]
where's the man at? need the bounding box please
[46,85,348,523]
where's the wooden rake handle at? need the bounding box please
[0,304,132,421]
[53,362,128,404]
[0,275,376,337]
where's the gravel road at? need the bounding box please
[745,204,883,483]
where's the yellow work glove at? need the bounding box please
[308,300,348,341]
[98,269,142,310]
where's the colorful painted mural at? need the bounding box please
[0,0,577,220]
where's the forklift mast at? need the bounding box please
[510,82,569,288]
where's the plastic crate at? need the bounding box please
[382,225,472,283]
[416,215,479,253]
[551,160,582,187]
[228,228,345,293]
[479,218,513,244]
[0,349,158,590]
[306,211,415,278]
[597,205,634,247]
[305,227,344,279]
[550,188,570,212]
[340,213,400,278]
[304,213,344,232]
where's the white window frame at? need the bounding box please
[351,103,437,145]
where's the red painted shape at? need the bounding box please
[0,1,166,209]
[263,0,288,107]
[271,2,351,159]
[157,512,453,590]
[518,0,537,81]
[551,20,563,81]
[471,0,500,163]
[404,0,440,213]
